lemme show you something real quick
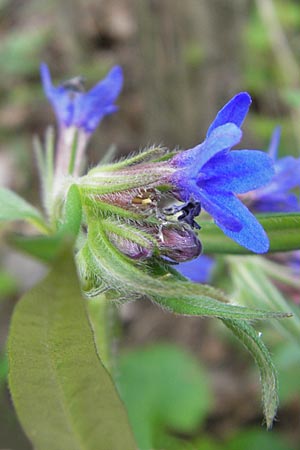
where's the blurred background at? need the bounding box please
[1,0,300,449]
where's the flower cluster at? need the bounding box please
[40,64,278,291]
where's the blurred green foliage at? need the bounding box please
[118,343,213,450]
[244,0,300,154]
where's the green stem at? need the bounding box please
[68,130,79,175]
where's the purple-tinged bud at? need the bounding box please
[156,224,202,262]
[107,231,154,260]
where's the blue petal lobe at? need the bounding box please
[273,156,300,191]
[40,62,53,94]
[40,62,78,126]
[203,192,269,253]
[252,192,300,213]
[206,92,251,137]
[75,65,123,132]
[195,189,243,232]
[175,255,215,283]
[199,150,275,194]
[268,126,281,160]
[172,123,242,171]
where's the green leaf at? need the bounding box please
[222,319,278,429]
[154,293,291,322]
[200,214,300,254]
[224,428,293,450]
[9,234,63,263]
[0,187,48,232]
[229,256,300,343]
[8,185,82,263]
[8,250,136,450]
[0,352,8,388]
[117,344,212,450]
[0,270,17,301]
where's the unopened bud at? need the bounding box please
[156,224,202,262]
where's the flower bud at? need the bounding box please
[155,224,202,262]
[107,230,154,260]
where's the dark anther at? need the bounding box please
[177,200,201,229]
[163,199,201,229]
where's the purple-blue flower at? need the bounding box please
[175,255,215,283]
[170,93,275,253]
[40,63,123,133]
[245,127,300,213]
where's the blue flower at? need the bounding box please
[247,127,300,213]
[170,93,275,253]
[175,255,215,283]
[40,63,123,133]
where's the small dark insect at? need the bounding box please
[63,76,86,93]
[163,198,201,229]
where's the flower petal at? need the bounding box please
[40,62,52,94]
[267,126,281,160]
[251,192,300,213]
[175,255,215,283]
[273,156,300,191]
[199,150,275,194]
[206,92,251,137]
[40,62,79,126]
[172,123,242,170]
[75,66,123,133]
[196,189,243,232]
[201,192,269,253]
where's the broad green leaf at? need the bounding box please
[200,213,300,254]
[87,294,119,374]
[0,187,47,232]
[0,352,8,387]
[118,344,212,450]
[222,319,278,429]
[8,250,136,450]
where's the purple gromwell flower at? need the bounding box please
[169,93,275,254]
[40,63,123,134]
[246,127,300,213]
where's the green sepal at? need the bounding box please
[78,220,291,321]
[222,319,279,429]
[8,248,136,450]
[200,213,300,254]
[88,146,172,174]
